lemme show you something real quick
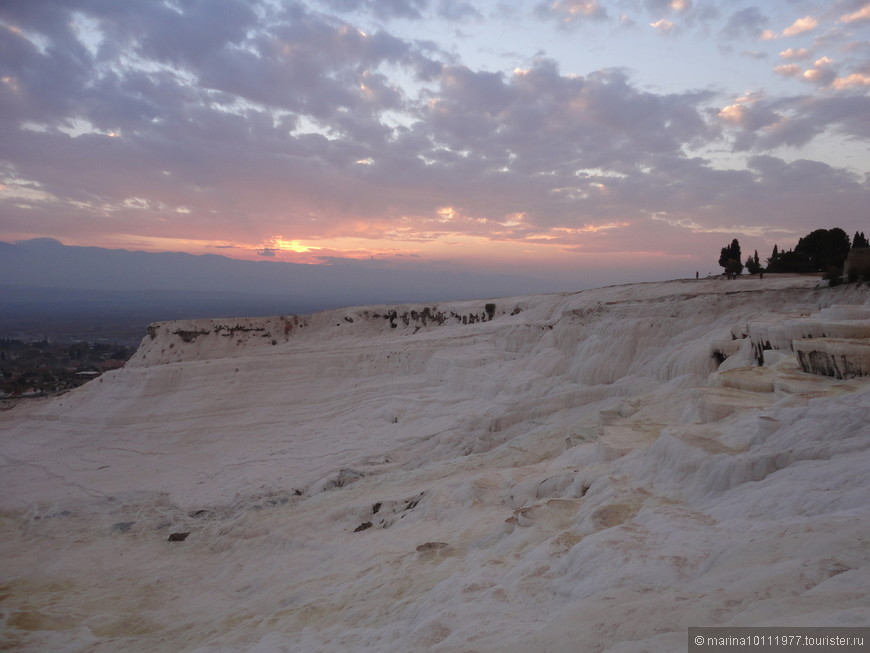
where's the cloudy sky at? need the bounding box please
[1,0,869,290]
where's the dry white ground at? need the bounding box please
[1,276,869,652]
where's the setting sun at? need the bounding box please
[265,237,321,254]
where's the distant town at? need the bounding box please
[0,338,137,401]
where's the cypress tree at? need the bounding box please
[766,244,779,271]
[718,238,744,275]
[745,250,762,274]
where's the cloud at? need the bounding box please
[756,13,822,41]
[717,89,870,153]
[779,48,812,61]
[802,95,870,140]
[534,1,608,26]
[720,7,770,41]
[435,1,482,21]
[718,100,778,132]
[0,31,725,255]
[839,4,870,24]
[114,0,259,67]
[317,0,430,20]
[650,18,676,34]
[774,64,803,78]
[642,0,691,14]
[773,56,846,88]
[422,60,717,190]
[773,54,869,90]
[801,57,838,86]
[1,0,868,274]
[832,72,870,88]
[782,15,819,37]
[643,0,718,32]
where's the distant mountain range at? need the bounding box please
[0,239,554,342]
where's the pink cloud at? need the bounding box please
[650,18,676,34]
[782,15,818,37]
[779,48,812,61]
[774,64,803,77]
[832,73,870,89]
[839,4,870,24]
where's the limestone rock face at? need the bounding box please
[750,303,870,379]
[789,304,870,379]
[794,338,870,379]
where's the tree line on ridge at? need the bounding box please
[718,228,869,282]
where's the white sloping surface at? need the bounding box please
[1,276,869,653]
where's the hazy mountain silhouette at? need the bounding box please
[0,239,553,342]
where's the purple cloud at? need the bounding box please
[720,7,770,41]
[0,0,868,275]
[317,0,429,20]
[533,1,609,26]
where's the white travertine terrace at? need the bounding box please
[1,276,868,652]
[749,303,870,380]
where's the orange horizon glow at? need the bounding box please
[5,228,704,276]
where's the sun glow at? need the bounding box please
[265,236,320,254]
[436,207,458,223]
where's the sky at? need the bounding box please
[1,0,869,292]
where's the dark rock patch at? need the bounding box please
[416,542,449,552]
[173,328,210,343]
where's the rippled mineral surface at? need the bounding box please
[2,276,869,652]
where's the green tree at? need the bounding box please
[745,250,762,274]
[794,228,851,272]
[853,231,869,248]
[766,244,779,270]
[767,248,811,273]
[718,238,744,275]
[766,228,851,273]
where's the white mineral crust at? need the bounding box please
[1,276,869,652]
